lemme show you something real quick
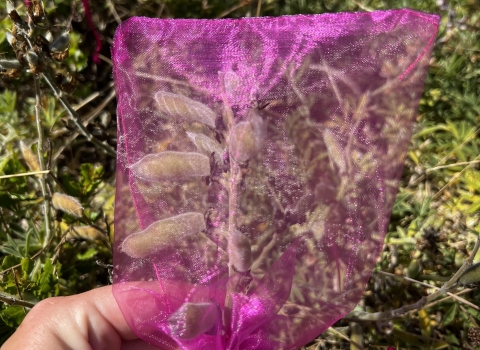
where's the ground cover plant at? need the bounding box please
[0,0,479,349]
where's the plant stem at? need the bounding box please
[40,73,117,157]
[0,291,36,308]
[346,231,480,321]
[34,76,52,247]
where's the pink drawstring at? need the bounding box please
[80,0,102,64]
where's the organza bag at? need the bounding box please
[112,10,439,350]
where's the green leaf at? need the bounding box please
[442,303,458,326]
[1,256,20,270]
[0,306,26,328]
[35,259,56,297]
[20,258,33,280]
[0,194,16,211]
[76,247,99,261]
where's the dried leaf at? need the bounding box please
[130,151,210,182]
[121,212,206,258]
[169,302,219,339]
[155,91,216,127]
[19,141,40,172]
[323,129,346,173]
[52,193,83,218]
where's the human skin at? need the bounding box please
[1,285,162,350]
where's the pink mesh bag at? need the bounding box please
[112,10,439,350]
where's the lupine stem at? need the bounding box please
[33,76,52,247]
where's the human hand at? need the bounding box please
[1,285,162,350]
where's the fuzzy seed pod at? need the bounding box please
[0,59,22,70]
[67,226,105,241]
[121,212,206,258]
[169,302,219,339]
[49,32,70,52]
[186,132,224,163]
[458,262,480,286]
[228,109,264,163]
[229,230,252,273]
[130,151,210,182]
[52,193,83,218]
[155,91,216,127]
[19,141,40,172]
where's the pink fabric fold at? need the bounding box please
[112,10,439,349]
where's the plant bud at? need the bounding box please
[169,302,219,339]
[229,121,261,163]
[67,226,105,241]
[49,32,70,52]
[130,151,210,182]
[52,193,83,218]
[406,258,421,279]
[155,91,216,127]
[458,262,480,286]
[121,212,206,258]
[19,141,40,172]
[228,109,264,163]
[229,230,252,273]
[0,58,22,70]
[186,132,224,163]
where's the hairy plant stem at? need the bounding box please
[41,73,117,157]
[34,76,52,247]
[227,161,242,276]
[347,231,480,322]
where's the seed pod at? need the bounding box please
[6,0,24,27]
[228,109,264,163]
[458,262,480,286]
[121,212,206,258]
[52,193,83,218]
[67,226,105,241]
[19,141,40,172]
[130,151,210,182]
[49,32,70,52]
[229,230,252,273]
[186,132,224,163]
[26,51,38,66]
[169,302,219,339]
[45,31,54,43]
[5,32,15,46]
[155,91,216,127]
[0,59,22,70]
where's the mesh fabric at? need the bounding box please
[112,10,439,350]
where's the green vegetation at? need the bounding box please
[0,0,479,348]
